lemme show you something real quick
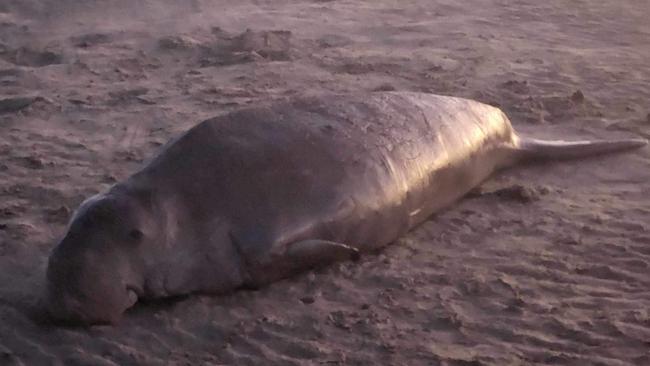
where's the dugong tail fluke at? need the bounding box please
[512,136,648,163]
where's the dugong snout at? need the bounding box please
[44,248,142,324]
[44,193,152,324]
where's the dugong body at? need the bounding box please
[44,92,646,324]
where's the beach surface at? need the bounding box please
[1,1,649,364]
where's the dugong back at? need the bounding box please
[134,92,515,257]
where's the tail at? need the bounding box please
[511,136,648,162]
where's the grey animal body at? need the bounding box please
[44,92,647,324]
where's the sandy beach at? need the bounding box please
[1,0,649,364]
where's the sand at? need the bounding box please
[1,0,649,365]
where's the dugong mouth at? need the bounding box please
[43,283,143,325]
[126,285,141,308]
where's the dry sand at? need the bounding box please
[1,0,650,365]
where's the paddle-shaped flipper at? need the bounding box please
[287,239,361,269]
[239,239,361,289]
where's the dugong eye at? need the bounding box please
[129,229,144,241]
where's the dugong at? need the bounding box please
[44,92,647,324]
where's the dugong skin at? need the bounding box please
[43,92,647,324]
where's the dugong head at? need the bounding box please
[44,193,155,325]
